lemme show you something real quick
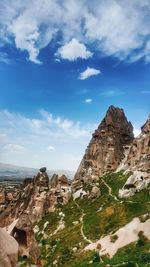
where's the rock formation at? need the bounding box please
[72,106,134,190]
[119,117,150,197]
[50,173,59,188]
[11,214,40,264]
[50,174,69,188]
[125,116,150,172]
[89,186,101,199]
[0,228,18,267]
[0,167,71,264]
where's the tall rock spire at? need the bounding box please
[72,106,134,189]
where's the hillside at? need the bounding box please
[19,171,150,267]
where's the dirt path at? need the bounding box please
[110,262,139,267]
[101,178,119,201]
[73,199,92,244]
[101,179,140,205]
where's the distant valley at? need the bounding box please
[0,163,74,180]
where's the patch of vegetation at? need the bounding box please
[22,171,150,267]
[110,234,118,243]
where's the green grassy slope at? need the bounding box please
[19,172,150,267]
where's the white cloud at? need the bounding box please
[1,1,150,63]
[56,38,93,61]
[39,109,91,138]
[100,90,125,97]
[0,109,95,170]
[84,98,92,104]
[47,145,55,151]
[4,143,25,152]
[79,67,101,80]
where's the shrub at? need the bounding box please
[60,247,72,264]
[139,253,150,263]
[92,251,100,262]
[110,234,118,243]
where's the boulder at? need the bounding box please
[89,186,101,199]
[39,167,47,173]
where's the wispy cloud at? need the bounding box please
[84,98,93,104]
[47,145,55,151]
[1,1,150,63]
[0,109,95,170]
[56,38,93,61]
[100,90,125,97]
[79,67,101,80]
[0,52,11,64]
[4,143,25,152]
[141,90,150,95]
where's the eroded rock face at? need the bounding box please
[119,117,150,198]
[0,169,71,265]
[34,168,49,191]
[72,106,134,190]
[50,174,59,188]
[50,174,69,188]
[59,174,69,186]
[126,117,150,172]
[11,214,40,264]
[0,228,18,267]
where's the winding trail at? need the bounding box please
[101,178,140,205]
[101,178,119,201]
[73,181,144,267]
[109,262,139,267]
[73,199,92,244]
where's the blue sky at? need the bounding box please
[0,0,150,170]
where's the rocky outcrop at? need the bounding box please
[0,181,21,215]
[11,215,40,264]
[0,168,71,265]
[59,174,69,186]
[119,117,150,198]
[50,174,59,188]
[0,228,18,267]
[72,106,134,190]
[89,186,101,199]
[0,168,71,229]
[50,174,69,188]
[33,167,49,191]
[125,117,150,172]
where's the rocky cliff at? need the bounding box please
[119,116,150,197]
[72,106,134,190]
